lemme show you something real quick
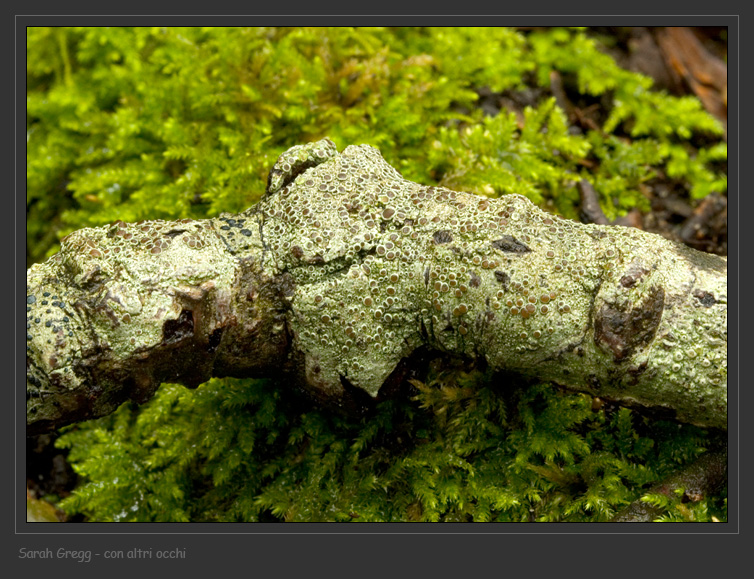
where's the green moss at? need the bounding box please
[27,27,725,264]
[55,370,724,522]
[27,26,727,522]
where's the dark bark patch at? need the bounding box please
[626,361,649,385]
[163,309,194,344]
[491,235,531,253]
[271,271,296,299]
[594,285,665,361]
[588,374,601,391]
[494,270,509,290]
[620,275,637,288]
[27,371,42,389]
[208,328,223,353]
[129,371,159,403]
[433,230,453,244]
[620,263,649,288]
[469,271,481,288]
[693,289,717,307]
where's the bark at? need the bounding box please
[611,448,728,522]
[26,139,728,435]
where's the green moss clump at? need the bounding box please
[27,27,725,264]
[55,370,725,522]
[27,26,727,522]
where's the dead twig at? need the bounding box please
[612,448,727,522]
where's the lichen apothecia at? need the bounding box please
[26,139,727,433]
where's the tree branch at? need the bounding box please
[611,448,728,522]
[26,139,727,435]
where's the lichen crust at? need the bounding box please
[26,137,727,431]
[253,139,726,429]
[26,217,241,424]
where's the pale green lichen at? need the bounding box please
[266,138,339,195]
[25,215,261,423]
[27,138,726,432]
[252,139,727,427]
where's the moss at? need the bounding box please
[27,26,727,522]
[55,372,725,522]
[27,27,725,264]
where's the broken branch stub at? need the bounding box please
[26,139,727,435]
